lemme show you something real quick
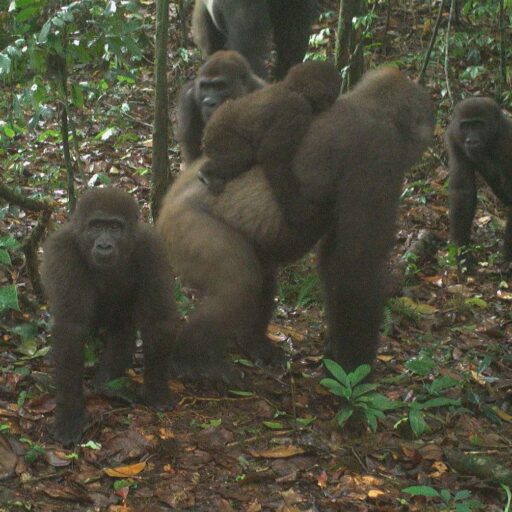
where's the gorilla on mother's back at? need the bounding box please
[157,67,434,382]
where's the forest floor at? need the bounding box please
[0,1,511,511]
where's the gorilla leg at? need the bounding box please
[235,264,281,364]
[318,230,386,372]
[169,208,278,381]
[53,321,88,445]
[192,1,226,55]
[269,0,317,79]
[224,1,272,77]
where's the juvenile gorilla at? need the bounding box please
[41,188,176,445]
[176,50,265,165]
[157,67,434,381]
[192,0,317,79]
[198,60,341,195]
[446,97,512,261]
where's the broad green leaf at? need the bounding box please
[323,359,349,386]
[402,485,440,498]
[0,235,20,249]
[0,285,20,313]
[11,323,38,342]
[348,364,372,386]
[409,407,427,437]
[335,407,353,427]
[428,375,459,394]
[365,411,378,432]
[263,421,285,430]
[295,416,316,427]
[0,249,11,265]
[396,296,437,315]
[38,19,52,43]
[15,339,38,357]
[454,490,471,501]
[320,378,348,398]
[351,383,379,399]
[405,354,435,376]
[419,397,460,409]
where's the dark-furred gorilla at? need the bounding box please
[41,188,176,445]
[198,60,341,195]
[176,50,265,165]
[192,0,318,79]
[446,97,512,261]
[157,67,434,382]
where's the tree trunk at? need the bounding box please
[151,0,171,221]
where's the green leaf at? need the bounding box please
[11,323,38,342]
[402,485,440,498]
[0,285,20,313]
[3,125,15,138]
[365,411,378,432]
[348,364,372,386]
[419,397,460,409]
[0,235,20,250]
[263,421,285,430]
[409,407,427,437]
[351,383,379,399]
[367,393,401,411]
[428,375,459,394]
[335,407,354,427]
[405,354,435,376]
[38,19,52,43]
[454,490,471,501]
[15,339,38,357]
[295,416,316,427]
[228,390,254,397]
[320,378,349,398]
[440,488,452,502]
[323,359,350,386]
[0,53,11,75]
[0,249,11,265]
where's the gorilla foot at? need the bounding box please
[143,384,175,411]
[170,328,242,385]
[242,337,284,367]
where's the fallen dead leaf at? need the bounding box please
[267,323,305,342]
[491,406,512,423]
[0,434,18,480]
[497,289,512,301]
[368,489,385,499]
[377,354,393,362]
[316,470,328,488]
[103,461,146,478]
[248,446,305,459]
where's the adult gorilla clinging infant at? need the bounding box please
[446,97,512,262]
[157,67,434,381]
[192,0,318,79]
[176,50,265,165]
[198,60,341,194]
[41,188,177,445]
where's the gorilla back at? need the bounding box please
[157,66,434,381]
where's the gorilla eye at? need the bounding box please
[109,222,123,233]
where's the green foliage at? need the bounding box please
[278,257,321,308]
[321,360,399,432]
[402,485,484,511]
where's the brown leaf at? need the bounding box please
[0,434,18,480]
[103,461,146,478]
[25,393,56,414]
[249,446,305,459]
[45,449,72,467]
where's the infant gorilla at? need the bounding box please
[197,60,341,194]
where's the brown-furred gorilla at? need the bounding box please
[446,97,512,261]
[176,50,265,165]
[41,188,176,445]
[192,0,318,79]
[157,67,434,382]
[197,60,341,195]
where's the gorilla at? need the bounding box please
[41,188,176,445]
[446,97,512,262]
[157,67,434,382]
[191,0,318,78]
[176,50,265,165]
